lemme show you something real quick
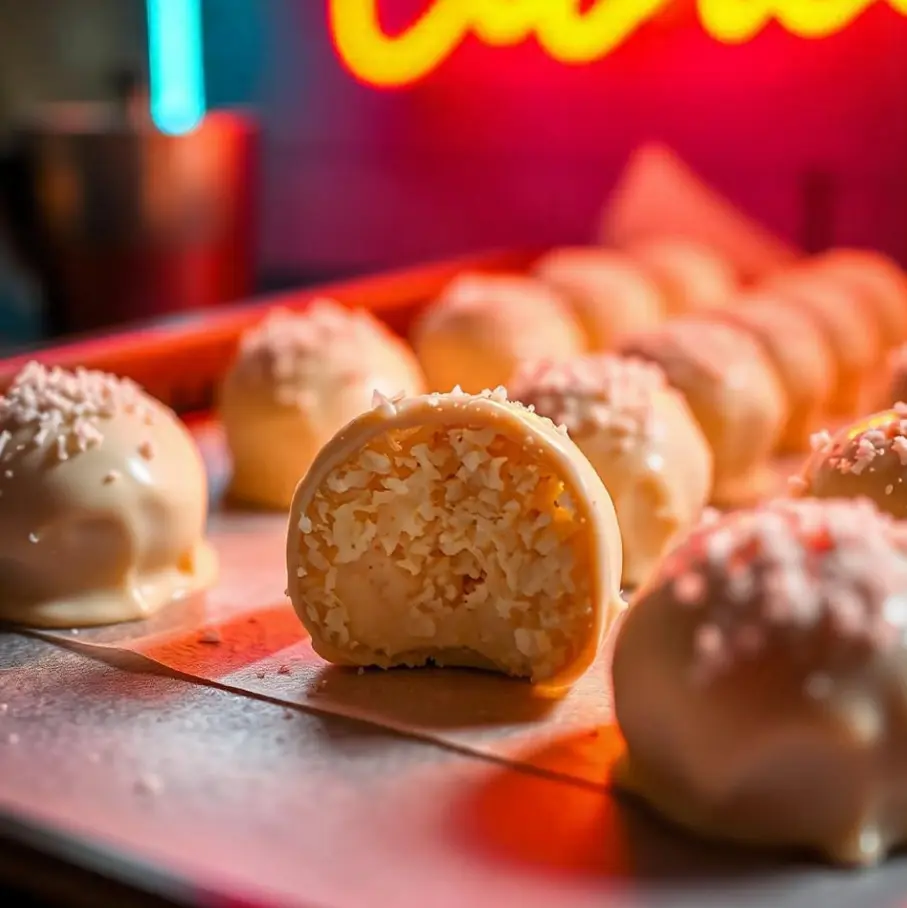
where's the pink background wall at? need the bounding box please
[250,0,907,274]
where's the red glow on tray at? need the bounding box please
[329,0,907,88]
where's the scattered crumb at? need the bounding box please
[27,532,38,543]
[198,629,221,645]
[103,470,121,484]
[278,664,292,675]
[255,670,266,679]
[70,629,79,636]
[135,774,164,796]
[138,440,155,460]
[357,667,365,675]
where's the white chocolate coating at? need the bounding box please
[510,356,712,589]
[219,301,426,509]
[286,386,623,689]
[0,362,216,627]
[613,497,907,867]
[766,270,882,417]
[792,408,907,519]
[532,247,665,351]
[619,319,787,507]
[709,292,836,453]
[629,238,737,315]
[811,249,907,349]
[410,273,585,394]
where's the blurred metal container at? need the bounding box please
[11,101,259,336]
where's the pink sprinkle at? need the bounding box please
[649,498,907,683]
[810,430,832,452]
[695,624,724,659]
[673,571,706,605]
[849,437,879,475]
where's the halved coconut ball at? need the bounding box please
[286,386,623,688]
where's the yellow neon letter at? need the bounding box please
[328,0,467,88]
[329,0,907,88]
[537,0,672,62]
[699,0,880,43]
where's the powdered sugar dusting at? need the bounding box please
[0,361,155,463]
[652,498,907,681]
[510,355,665,441]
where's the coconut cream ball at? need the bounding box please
[628,238,738,315]
[790,407,907,519]
[510,356,711,589]
[410,273,585,395]
[613,497,907,867]
[618,320,787,507]
[766,270,882,417]
[811,248,907,349]
[531,247,665,351]
[219,301,426,509]
[286,386,624,688]
[709,294,836,453]
[0,362,216,628]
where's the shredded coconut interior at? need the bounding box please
[293,422,596,679]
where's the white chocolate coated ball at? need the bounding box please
[220,301,426,509]
[0,362,216,627]
[511,355,712,589]
[411,273,585,394]
[613,497,907,867]
[532,247,665,351]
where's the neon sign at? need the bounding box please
[329,0,907,88]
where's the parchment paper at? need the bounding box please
[33,421,621,788]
